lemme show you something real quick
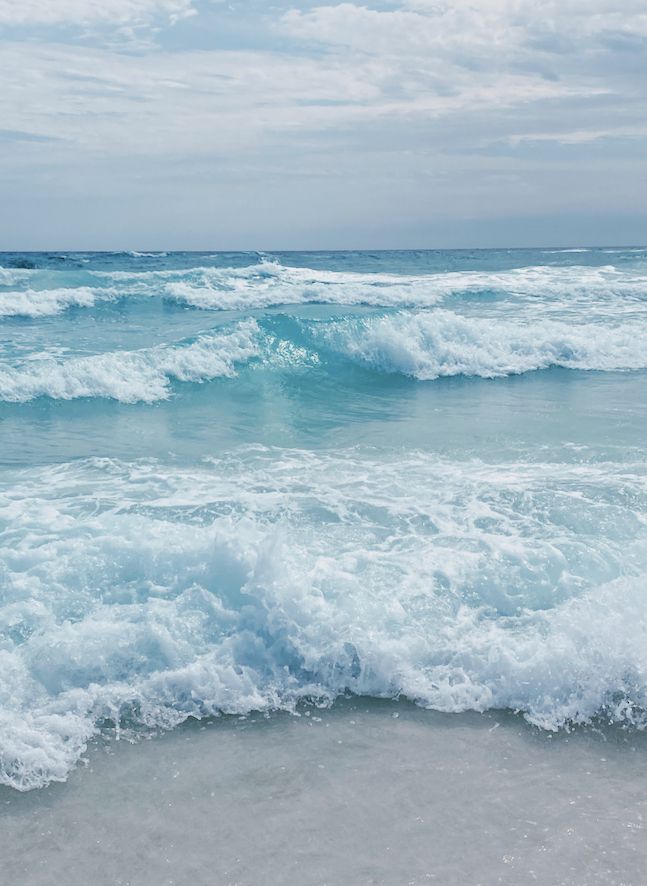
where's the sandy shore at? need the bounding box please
[1,699,645,886]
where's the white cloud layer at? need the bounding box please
[0,1,646,246]
[0,0,195,27]
[281,1,647,65]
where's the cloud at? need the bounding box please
[0,128,63,143]
[280,1,647,66]
[0,0,196,27]
[0,1,642,203]
[2,2,645,156]
[0,1,646,247]
[276,1,647,143]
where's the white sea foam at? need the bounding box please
[0,267,36,287]
[314,310,647,379]
[0,287,104,318]
[4,261,647,317]
[0,320,260,403]
[105,261,647,312]
[602,248,647,254]
[1,450,647,789]
[127,251,168,258]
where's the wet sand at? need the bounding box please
[1,699,645,886]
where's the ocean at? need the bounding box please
[1,246,647,801]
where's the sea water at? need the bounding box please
[1,247,647,792]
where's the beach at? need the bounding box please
[2,699,645,886]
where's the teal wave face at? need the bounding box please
[1,306,647,405]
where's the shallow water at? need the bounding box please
[1,700,645,886]
[1,248,647,792]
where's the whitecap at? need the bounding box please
[313,309,647,379]
[0,287,102,318]
[0,319,261,403]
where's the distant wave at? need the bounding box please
[2,450,647,789]
[126,251,168,258]
[113,261,449,310]
[602,247,647,254]
[0,320,260,403]
[542,248,591,253]
[4,261,647,317]
[126,261,647,311]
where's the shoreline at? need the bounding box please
[1,699,645,885]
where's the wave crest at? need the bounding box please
[2,309,646,404]
[0,320,260,403]
[0,287,103,318]
[314,310,647,379]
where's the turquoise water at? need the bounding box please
[1,248,647,790]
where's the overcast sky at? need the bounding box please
[1,0,646,249]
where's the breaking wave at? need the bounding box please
[1,450,647,790]
[1,309,646,403]
[313,310,647,379]
[0,287,104,318]
[0,320,260,403]
[106,261,647,312]
[3,260,647,317]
